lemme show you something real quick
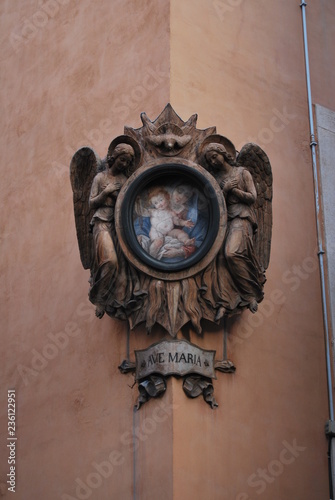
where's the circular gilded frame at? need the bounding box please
[115,158,226,281]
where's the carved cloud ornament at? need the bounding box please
[70,104,273,338]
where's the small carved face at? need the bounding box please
[205,151,225,169]
[113,153,133,172]
[150,193,169,210]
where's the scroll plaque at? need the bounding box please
[135,340,216,380]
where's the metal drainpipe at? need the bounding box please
[300,2,335,498]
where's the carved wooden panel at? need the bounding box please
[70,104,272,337]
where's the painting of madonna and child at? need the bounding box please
[133,181,210,264]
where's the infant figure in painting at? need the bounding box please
[146,187,195,258]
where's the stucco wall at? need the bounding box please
[1,1,172,499]
[170,1,333,499]
[1,0,334,499]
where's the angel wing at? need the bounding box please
[70,147,102,269]
[237,143,273,270]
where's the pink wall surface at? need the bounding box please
[170,1,333,499]
[0,0,334,499]
[1,1,172,499]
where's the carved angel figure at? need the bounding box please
[70,140,143,320]
[89,143,135,317]
[201,138,272,319]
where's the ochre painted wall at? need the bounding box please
[1,0,334,499]
[1,1,172,499]
[170,1,333,499]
